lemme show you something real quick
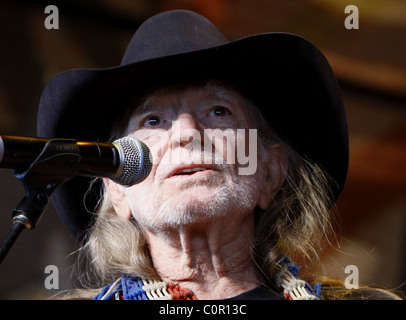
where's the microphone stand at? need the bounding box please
[0,139,80,264]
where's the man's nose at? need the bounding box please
[170,113,202,148]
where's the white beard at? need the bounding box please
[124,163,261,232]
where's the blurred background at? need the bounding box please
[0,0,405,299]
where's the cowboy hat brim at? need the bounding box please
[37,17,348,241]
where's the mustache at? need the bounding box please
[157,148,232,178]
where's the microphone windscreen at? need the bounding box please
[112,137,153,186]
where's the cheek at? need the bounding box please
[129,129,170,166]
[123,181,156,214]
[204,129,238,164]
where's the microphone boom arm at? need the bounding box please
[0,139,81,264]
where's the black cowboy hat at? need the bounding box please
[37,10,348,241]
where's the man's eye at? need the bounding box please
[142,115,162,127]
[209,106,231,117]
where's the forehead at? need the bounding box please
[133,79,249,114]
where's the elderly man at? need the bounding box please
[100,78,290,300]
[37,10,379,300]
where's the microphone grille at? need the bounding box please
[113,137,153,186]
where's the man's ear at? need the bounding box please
[258,144,289,210]
[103,178,132,220]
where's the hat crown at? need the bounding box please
[121,10,229,65]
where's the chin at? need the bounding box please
[130,175,259,231]
[148,190,254,231]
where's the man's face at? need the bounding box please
[115,81,268,231]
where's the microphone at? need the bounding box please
[0,135,152,186]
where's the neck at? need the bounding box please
[144,214,259,299]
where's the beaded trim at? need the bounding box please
[275,257,320,300]
[94,258,320,300]
[94,275,197,300]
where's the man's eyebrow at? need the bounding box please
[208,91,240,105]
[203,80,245,104]
[130,84,175,116]
[132,99,155,115]
[129,93,164,117]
